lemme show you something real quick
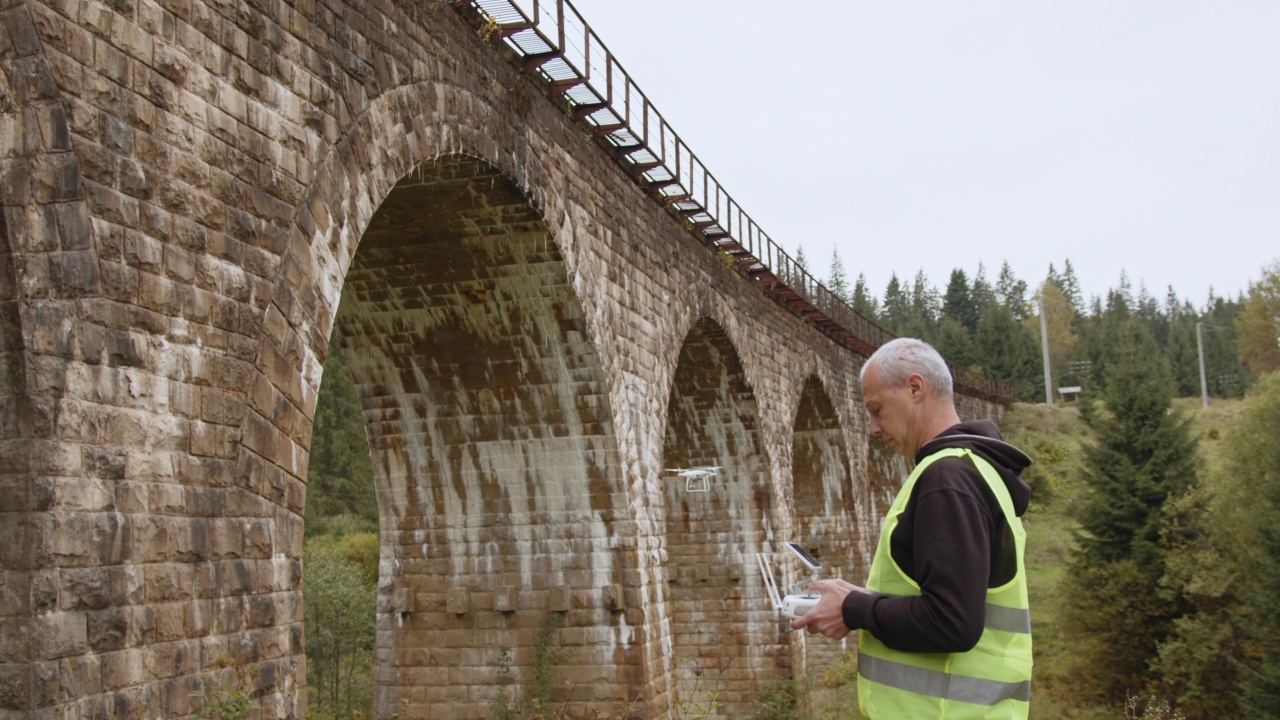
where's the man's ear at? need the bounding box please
[905,373,927,400]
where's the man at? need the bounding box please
[792,338,1034,719]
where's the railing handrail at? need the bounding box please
[453,0,1019,405]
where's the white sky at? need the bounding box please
[556,0,1279,307]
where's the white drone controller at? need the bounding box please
[756,542,823,618]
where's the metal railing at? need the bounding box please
[454,0,1018,404]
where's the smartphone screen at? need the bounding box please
[785,542,821,570]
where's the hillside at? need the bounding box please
[1001,396,1249,720]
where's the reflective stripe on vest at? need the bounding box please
[858,653,1033,705]
[857,446,1032,719]
[984,602,1032,634]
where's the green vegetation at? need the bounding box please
[304,532,378,719]
[191,659,261,720]
[1063,321,1199,700]
[304,349,380,719]
[826,257,1253,405]
[1234,261,1280,379]
[1005,372,1280,719]
[1219,373,1280,717]
[306,351,378,536]
[490,612,566,720]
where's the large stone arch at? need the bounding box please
[330,153,633,717]
[233,57,650,713]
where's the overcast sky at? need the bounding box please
[553,0,1279,307]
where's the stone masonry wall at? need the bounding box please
[0,0,1008,717]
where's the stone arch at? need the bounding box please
[658,315,787,715]
[332,153,632,717]
[231,80,636,717]
[788,374,857,671]
[652,281,771,435]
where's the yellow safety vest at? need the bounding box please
[858,447,1032,719]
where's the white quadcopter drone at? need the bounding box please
[756,542,823,619]
[664,466,721,493]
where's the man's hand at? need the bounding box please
[790,578,866,639]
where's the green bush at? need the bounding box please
[304,535,376,719]
[745,677,802,720]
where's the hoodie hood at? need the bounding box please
[916,418,1033,515]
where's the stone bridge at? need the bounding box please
[0,0,1010,717]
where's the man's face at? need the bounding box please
[861,362,919,456]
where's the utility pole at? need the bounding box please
[1196,321,1209,409]
[1040,293,1053,407]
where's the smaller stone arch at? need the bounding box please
[658,315,789,716]
[787,374,859,674]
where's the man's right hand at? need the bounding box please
[790,578,866,639]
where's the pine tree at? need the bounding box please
[1151,374,1274,717]
[904,269,939,338]
[1045,262,1063,295]
[307,351,378,533]
[942,268,978,333]
[997,261,1031,320]
[787,245,811,289]
[1135,282,1169,348]
[1165,306,1201,397]
[1076,283,1137,391]
[1064,320,1200,700]
[1076,322,1198,566]
[852,273,879,321]
[972,298,1041,400]
[934,317,975,370]
[972,262,996,310]
[1114,269,1135,310]
[1061,258,1085,319]
[882,273,910,335]
[1203,293,1248,397]
[828,249,851,302]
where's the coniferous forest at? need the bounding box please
[832,254,1266,404]
[304,257,1280,719]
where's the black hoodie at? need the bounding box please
[841,418,1033,653]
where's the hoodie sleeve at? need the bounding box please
[841,460,994,653]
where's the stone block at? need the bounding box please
[32,612,87,660]
[0,618,27,664]
[0,661,29,710]
[60,567,112,611]
[392,587,416,614]
[602,583,624,612]
[86,608,128,652]
[446,587,469,615]
[547,585,570,613]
